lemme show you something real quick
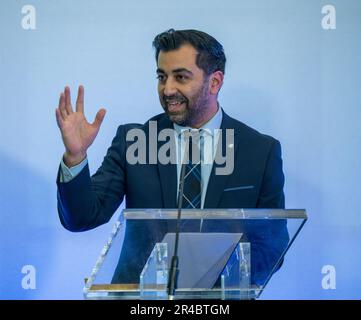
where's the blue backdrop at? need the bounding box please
[1,0,360,299]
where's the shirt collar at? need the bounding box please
[173,104,223,137]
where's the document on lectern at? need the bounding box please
[161,232,243,289]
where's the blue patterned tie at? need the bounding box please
[182,130,202,208]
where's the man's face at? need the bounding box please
[157,44,212,127]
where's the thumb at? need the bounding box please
[92,108,106,129]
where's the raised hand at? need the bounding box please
[55,86,106,167]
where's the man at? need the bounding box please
[56,29,287,285]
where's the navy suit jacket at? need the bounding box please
[57,110,288,284]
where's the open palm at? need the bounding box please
[55,86,106,166]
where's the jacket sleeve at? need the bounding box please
[256,139,285,209]
[56,125,127,231]
[251,139,288,284]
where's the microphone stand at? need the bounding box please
[167,133,190,300]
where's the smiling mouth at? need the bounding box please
[166,101,186,113]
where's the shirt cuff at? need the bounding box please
[59,157,88,183]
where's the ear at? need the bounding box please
[209,71,224,95]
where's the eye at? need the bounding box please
[176,75,187,81]
[156,74,165,82]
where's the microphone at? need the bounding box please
[167,131,190,300]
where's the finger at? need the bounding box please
[92,108,106,129]
[58,93,68,120]
[58,93,67,119]
[55,108,64,128]
[64,86,73,114]
[76,85,84,113]
[58,92,65,109]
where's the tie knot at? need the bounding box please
[182,129,202,165]
[183,129,202,143]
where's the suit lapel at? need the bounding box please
[204,111,241,208]
[156,115,178,208]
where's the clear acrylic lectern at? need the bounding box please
[83,209,307,300]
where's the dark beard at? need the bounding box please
[161,82,210,127]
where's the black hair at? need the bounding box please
[152,29,226,76]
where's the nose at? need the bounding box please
[162,78,178,97]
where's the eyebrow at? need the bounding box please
[156,68,194,76]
